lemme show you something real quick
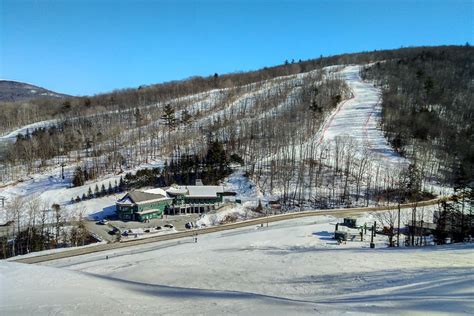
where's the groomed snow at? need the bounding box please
[319,65,407,167]
[2,215,472,315]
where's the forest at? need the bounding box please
[362,45,473,185]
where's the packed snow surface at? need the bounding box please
[319,65,406,167]
[2,215,473,315]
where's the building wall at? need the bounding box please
[116,199,172,221]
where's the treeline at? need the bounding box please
[1,45,464,135]
[1,197,94,259]
[361,45,474,184]
[122,140,235,189]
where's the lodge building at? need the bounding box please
[116,184,236,222]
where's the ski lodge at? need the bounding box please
[116,184,236,221]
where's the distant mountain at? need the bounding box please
[0,80,69,102]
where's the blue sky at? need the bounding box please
[1,0,472,96]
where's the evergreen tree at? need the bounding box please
[72,167,85,187]
[87,187,93,199]
[181,109,192,126]
[161,104,177,139]
[100,184,107,197]
[119,176,125,191]
[94,184,99,197]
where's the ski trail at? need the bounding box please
[319,65,407,167]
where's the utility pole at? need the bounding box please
[60,162,66,180]
[397,202,401,247]
[370,221,376,248]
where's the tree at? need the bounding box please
[401,162,422,199]
[72,167,85,187]
[52,203,61,245]
[181,109,192,126]
[161,104,177,140]
[100,184,107,197]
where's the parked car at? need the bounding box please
[164,224,174,229]
[156,226,162,230]
[121,231,128,237]
[144,229,150,233]
[185,222,192,229]
[97,219,108,225]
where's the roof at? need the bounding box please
[117,190,172,205]
[166,185,224,198]
[116,197,134,205]
[143,188,168,196]
[166,186,188,195]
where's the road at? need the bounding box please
[11,196,449,264]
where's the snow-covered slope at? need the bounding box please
[3,215,470,315]
[319,65,406,167]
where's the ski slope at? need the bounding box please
[2,215,472,315]
[319,65,406,167]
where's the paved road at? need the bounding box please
[12,196,449,264]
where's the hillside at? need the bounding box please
[0,47,471,207]
[0,80,69,102]
[0,46,472,257]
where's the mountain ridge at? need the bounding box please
[0,79,69,102]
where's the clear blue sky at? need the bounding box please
[1,0,472,96]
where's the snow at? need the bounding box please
[120,227,177,241]
[319,65,407,167]
[2,214,473,315]
[143,187,168,196]
[166,185,224,197]
[0,119,57,142]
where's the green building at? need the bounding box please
[116,189,173,222]
[116,185,236,221]
[165,185,236,215]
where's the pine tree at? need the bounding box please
[100,184,106,197]
[88,187,93,199]
[181,109,192,126]
[161,104,177,139]
[72,167,85,187]
[119,176,124,191]
[94,184,99,197]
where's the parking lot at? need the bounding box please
[86,213,203,242]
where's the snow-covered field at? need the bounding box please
[2,214,472,315]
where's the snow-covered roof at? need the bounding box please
[143,188,168,196]
[116,197,134,205]
[166,185,224,198]
[166,186,188,195]
[117,190,172,205]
